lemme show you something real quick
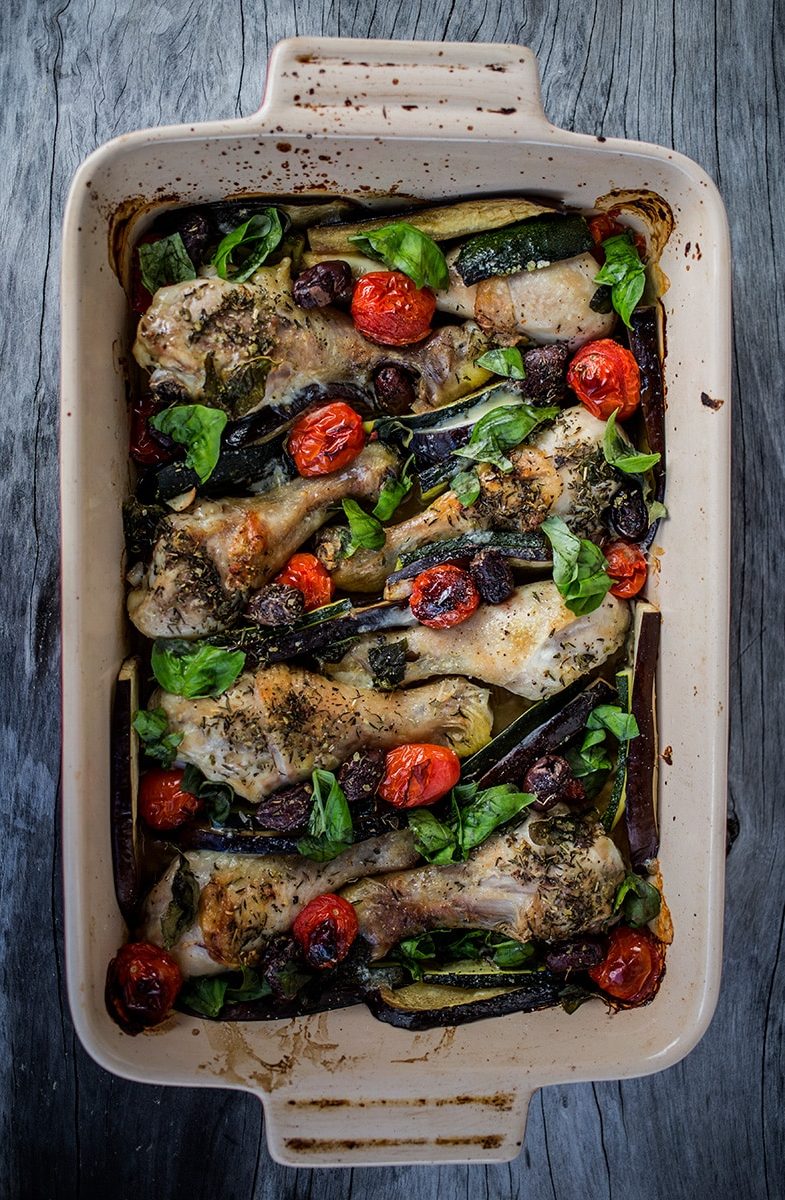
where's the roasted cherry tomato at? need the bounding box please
[351,271,436,346]
[567,339,641,421]
[139,768,202,831]
[129,394,174,466]
[378,743,461,809]
[588,926,665,1005]
[105,941,183,1034]
[287,402,366,477]
[603,539,648,598]
[410,564,480,629]
[292,893,359,970]
[274,552,334,611]
[587,214,647,262]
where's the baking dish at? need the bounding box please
[60,36,731,1167]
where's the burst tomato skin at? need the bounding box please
[292,894,359,970]
[351,271,436,346]
[378,743,461,809]
[105,941,183,1034]
[139,769,202,831]
[287,402,366,477]
[274,552,335,610]
[409,564,480,629]
[604,540,648,598]
[567,339,641,421]
[129,395,174,466]
[588,926,665,1005]
[587,215,647,262]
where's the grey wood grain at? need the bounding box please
[0,0,781,1196]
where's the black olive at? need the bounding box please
[469,548,515,605]
[545,937,606,973]
[293,260,354,308]
[524,754,585,811]
[372,364,418,414]
[606,483,649,542]
[337,750,386,808]
[255,784,312,833]
[245,583,305,627]
[175,211,212,266]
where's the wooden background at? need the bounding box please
[1,0,781,1196]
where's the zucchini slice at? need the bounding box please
[421,961,544,988]
[384,531,550,600]
[307,197,555,255]
[455,214,594,286]
[625,602,661,869]
[366,978,563,1029]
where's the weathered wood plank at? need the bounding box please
[0,0,782,1197]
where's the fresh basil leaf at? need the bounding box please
[341,499,385,556]
[586,704,640,743]
[180,763,234,825]
[212,209,284,281]
[160,854,200,949]
[132,707,183,767]
[613,873,662,926]
[409,783,533,864]
[453,404,558,472]
[296,768,353,862]
[602,411,661,474]
[150,404,227,483]
[451,467,481,508]
[138,233,196,295]
[567,743,613,779]
[594,233,646,328]
[151,640,245,698]
[373,457,414,521]
[179,975,228,1018]
[348,222,449,290]
[540,515,612,617]
[407,809,458,865]
[474,347,526,380]
[458,784,535,855]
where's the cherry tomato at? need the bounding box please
[587,215,647,263]
[287,402,366,477]
[139,769,202,831]
[105,941,183,1034]
[588,926,665,1005]
[351,271,436,346]
[567,339,641,421]
[378,743,461,809]
[274,552,335,610]
[410,564,480,629]
[604,540,648,598]
[292,893,359,970]
[129,394,174,466]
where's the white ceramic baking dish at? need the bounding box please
[60,36,731,1168]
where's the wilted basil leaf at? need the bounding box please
[586,704,640,743]
[132,707,183,768]
[224,966,272,1003]
[559,983,597,1014]
[491,938,536,969]
[391,928,535,979]
[180,763,234,825]
[475,347,526,380]
[151,640,245,698]
[179,975,228,1018]
[613,873,661,926]
[603,411,661,474]
[409,783,534,864]
[453,404,558,472]
[594,233,646,328]
[296,768,353,861]
[451,468,481,508]
[373,457,414,521]
[150,403,227,483]
[342,499,385,556]
[348,222,449,290]
[212,209,284,281]
[540,515,612,616]
[138,233,196,295]
[458,785,534,854]
[160,855,200,949]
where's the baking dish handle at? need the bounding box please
[253,36,554,139]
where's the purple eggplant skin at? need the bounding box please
[366,977,564,1030]
[219,600,414,668]
[150,824,302,856]
[627,306,666,548]
[110,661,143,924]
[625,608,661,870]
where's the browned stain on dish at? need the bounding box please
[391,1026,457,1063]
[286,1092,516,1111]
[661,745,673,765]
[701,391,724,410]
[284,1134,505,1152]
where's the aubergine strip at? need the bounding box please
[150,826,302,855]
[388,530,551,586]
[365,977,564,1030]
[222,381,374,450]
[627,307,666,547]
[110,658,143,923]
[461,678,616,789]
[625,604,661,870]
[136,438,293,504]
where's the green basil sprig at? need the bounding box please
[594,233,646,328]
[160,854,200,949]
[341,499,386,556]
[132,707,183,768]
[603,411,661,474]
[151,640,246,698]
[179,967,272,1018]
[150,403,227,484]
[348,222,449,290]
[453,404,558,473]
[408,782,534,865]
[613,873,661,926]
[296,768,354,861]
[540,515,612,617]
[569,703,640,777]
[138,233,196,295]
[474,347,526,380]
[212,210,283,281]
